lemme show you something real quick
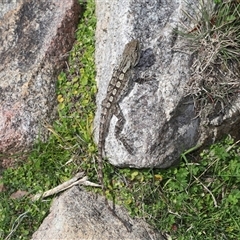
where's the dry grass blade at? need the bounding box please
[179,0,240,120]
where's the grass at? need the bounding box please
[179,0,240,119]
[0,0,240,239]
[99,135,240,239]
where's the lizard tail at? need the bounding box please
[97,118,106,190]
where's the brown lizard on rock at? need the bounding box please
[97,39,140,231]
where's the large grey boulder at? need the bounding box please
[94,0,240,168]
[0,0,81,163]
[31,187,164,240]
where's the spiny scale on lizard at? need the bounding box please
[97,39,140,231]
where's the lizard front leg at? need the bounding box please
[114,103,135,155]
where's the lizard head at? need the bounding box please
[123,39,140,68]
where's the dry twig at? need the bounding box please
[32,172,101,201]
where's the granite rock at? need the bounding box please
[31,187,164,240]
[94,0,240,168]
[0,0,81,164]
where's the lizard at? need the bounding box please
[97,39,140,231]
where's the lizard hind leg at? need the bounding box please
[114,104,135,155]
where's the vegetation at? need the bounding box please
[179,0,240,119]
[0,0,239,239]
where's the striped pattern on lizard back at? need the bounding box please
[97,39,140,202]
